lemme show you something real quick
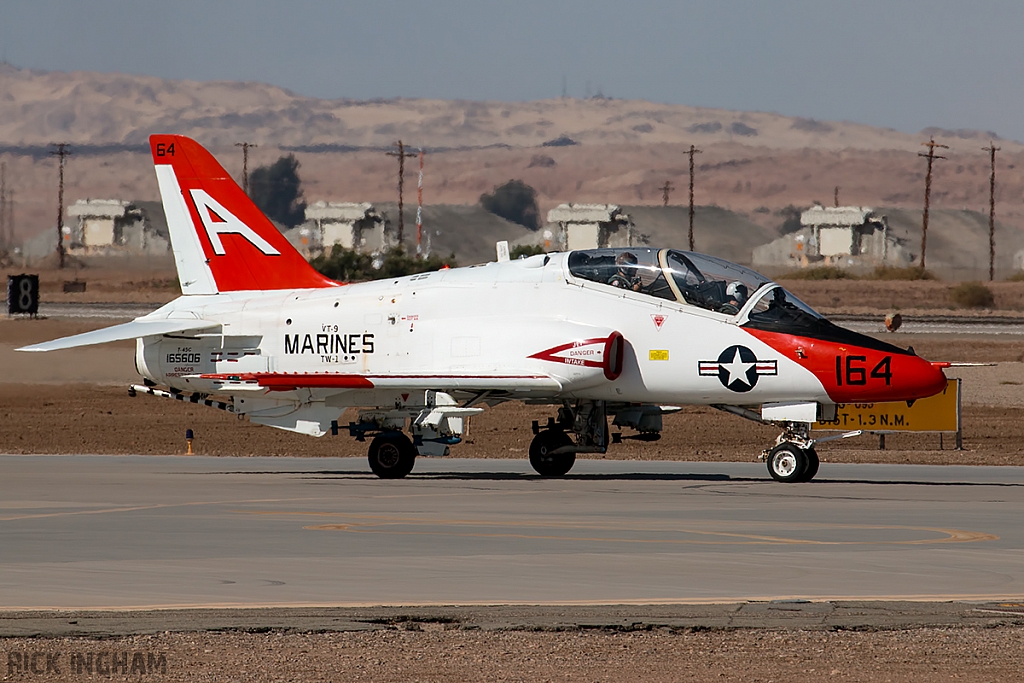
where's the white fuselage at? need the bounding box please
[135,253,830,410]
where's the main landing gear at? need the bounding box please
[346,390,484,479]
[367,431,417,479]
[528,401,609,477]
[529,429,575,477]
[527,401,674,477]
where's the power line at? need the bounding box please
[685,145,702,251]
[918,137,947,271]
[386,140,417,247]
[982,141,1000,281]
[235,142,257,195]
[49,142,71,269]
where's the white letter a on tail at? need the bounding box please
[189,189,280,256]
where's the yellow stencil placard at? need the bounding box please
[649,349,669,361]
[814,378,959,433]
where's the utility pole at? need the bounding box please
[659,180,674,206]
[0,162,6,250]
[235,142,257,195]
[918,137,947,271]
[834,186,840,207]
[685,144,702,251]
[386,140,417,247]
[415,149,425,257]
[983,141,1000,281]
[6,187,13,250]
[50,143,71,269]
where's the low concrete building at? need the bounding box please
[1013,249,1024,271]
[304,201,392,254]
[546,204,637,251]
[802,206,890,262]
[753,206,911,269]
[66,199,129,250]
[60,199,169,257]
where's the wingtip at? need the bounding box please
[15,345,49,352]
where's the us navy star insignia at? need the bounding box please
[698,345,778,393]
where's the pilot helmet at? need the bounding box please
[726,281,748,303]
[615,252,639,266]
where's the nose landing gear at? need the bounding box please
[766,442,819,483]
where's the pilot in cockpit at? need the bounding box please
[608,252,643,292]
[726,281,748,307]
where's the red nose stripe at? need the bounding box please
[743,328,948,403]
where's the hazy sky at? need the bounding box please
[4,0,1024,140]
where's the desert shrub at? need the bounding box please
[949,282,994,308]
[1004,271,1024,282]
[480,180,541,230]
[311,245,456,282]
[868,265,936,281]
[541,135,577,147]
[510,244,545,259]
[778,266,856,280]
[790,118,834,133]
[688,121,722,134]
[730,122,758,136]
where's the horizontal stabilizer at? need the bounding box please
[17,319,218,352]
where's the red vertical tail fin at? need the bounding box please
[150,134,336,294]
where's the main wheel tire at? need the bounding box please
[767,442,808,483]
[799,448,820,482]
[368,432,416,479]
[529,430,576,477]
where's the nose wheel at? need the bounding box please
[767,442,818,483]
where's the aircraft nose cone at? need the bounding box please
[909,357,950,401]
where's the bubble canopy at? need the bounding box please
[567,248,802,318]
[566,248,910,354]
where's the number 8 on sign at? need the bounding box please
[7,275,38,315]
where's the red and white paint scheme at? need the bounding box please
[21,135,949,482]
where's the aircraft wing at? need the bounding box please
[200,372,563,392]
[17,319,219,352]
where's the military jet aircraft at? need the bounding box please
[19,135,949,482]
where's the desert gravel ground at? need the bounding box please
[4,626,1024,681]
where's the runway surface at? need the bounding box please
[2,455,1023,610]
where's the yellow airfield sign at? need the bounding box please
[814,378,960,433]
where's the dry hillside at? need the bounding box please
[2,65,1024,276]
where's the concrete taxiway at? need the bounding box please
[1,456,1023,610]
